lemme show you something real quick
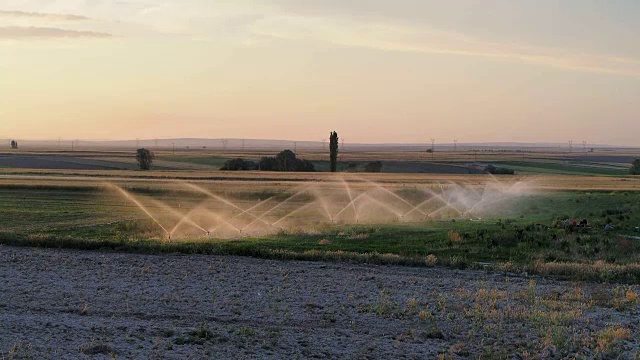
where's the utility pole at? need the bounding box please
[569,140,573,153]
[136,138,140,149]
[172,142,175,155]
[582,141,587,156]
[71,141,74,152]
[221,139,228,151]
[453,139,458,152]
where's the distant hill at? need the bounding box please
[2,138,634,151]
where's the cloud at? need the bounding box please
[0,10,89,21]
[249,15,640,78]
[0,26,112,39]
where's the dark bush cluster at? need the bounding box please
[364,161,383,173]
[220,150,315,172]
[630,159,640,175]
[484,164,515,175]
[220,158,257,170]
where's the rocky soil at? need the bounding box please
[1,246,638,359]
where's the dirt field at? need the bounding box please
[2,146,639,174]
[0,154,135,170]
[1,246,638,359]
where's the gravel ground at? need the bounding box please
[1,246,638,359]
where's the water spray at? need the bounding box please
[107,183,170,237]
[105,177,532,241]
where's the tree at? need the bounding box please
[258,151,315,172]
[364,161,383,173]
[10,140,18,149]
[136,148,154,170]
[298,159,315,172]
[631,159,640,175]
[329,131,338,172]
[484,164,515,175]
[276,150,297,171]
[258,156,279,171]
[220,158,257,171]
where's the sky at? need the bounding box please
[0,0,639,145]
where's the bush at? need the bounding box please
[630,159,640,175]
[298,159,315,172]
[276,149,297,171]
[485,164,515,175]
[220,158,257,171]
[258,156,279,171]
[364,161,383,173]
[258,150,315,172]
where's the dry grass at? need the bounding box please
[1,167,640,191]
[425,254,437,267]
[530,260,640,283]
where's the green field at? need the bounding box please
[495,160,629,176]
[1,174,639,283]
[158,155,230,168]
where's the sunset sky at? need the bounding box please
[1,1,639,145]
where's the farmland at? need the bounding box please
[1,148,640,358]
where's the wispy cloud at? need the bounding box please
[0,26,111,39]
[0,10,89,21]
[249,15,640,78]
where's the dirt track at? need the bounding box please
[1,246,638,359]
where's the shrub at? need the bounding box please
[220,158,257,170]
[364,161,383,173]
[485,164,515,175]
[258,150,314,172]
[258,156,279,171]
[630,159,640,175]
